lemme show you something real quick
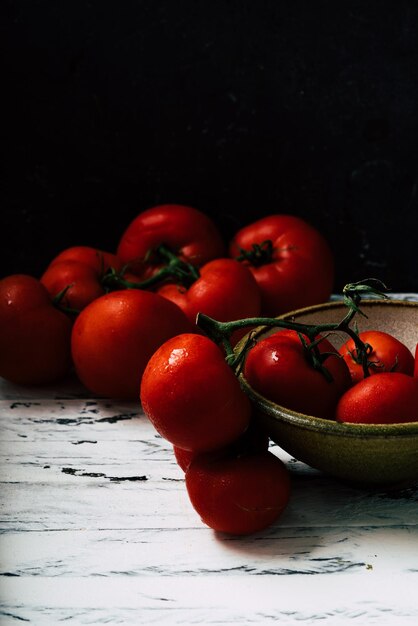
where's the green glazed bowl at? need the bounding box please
[237,300,418,487]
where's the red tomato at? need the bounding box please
[185,450,291,535]
[229,214,334,315]
[71,290,195,399]
[244,329,351,419]
[339,330,415,384]
[157,258,261,339]
[0,275,72,385]
[140,333,251,452]
[41,246,122,312]
[117,204,225,275]
[47,246,121,274]
[414,344,418,378]
[173,446,197,473]
[173,417,270,472]
[336,372,418,424]
[41,261,105,313]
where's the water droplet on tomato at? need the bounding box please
[168,348,188,366]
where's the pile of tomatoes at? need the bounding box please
[0,204,335,393]
[243,327,418,425]
[1,203,417,536]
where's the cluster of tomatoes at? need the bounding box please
[1,203,416,535]
[0,204,335,394]
[244,327,418,425]
[140,300,418,534]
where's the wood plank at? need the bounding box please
[1,574,417,624]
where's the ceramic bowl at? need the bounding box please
[237,299,418,487]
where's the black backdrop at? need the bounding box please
[2,0,418,292]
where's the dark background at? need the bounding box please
[1,0,417,292]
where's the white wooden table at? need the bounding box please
[1,295,417,625]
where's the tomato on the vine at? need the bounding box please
[0,274,73,385]
[40,246,122,313]
[71,289,195,399]
[243,329,351,419]
[339,330,414,384]
[117,204,225,275]
[185,450,291,535]
[157,258,261,338]
[229,214,334,316]
[336,372,418,424]
[140,333,251,452]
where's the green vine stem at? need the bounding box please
[196,278,390,381]
[52,284,81,316]
[102,244,200,291]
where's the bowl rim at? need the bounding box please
[236,298,418,437]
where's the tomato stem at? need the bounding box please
[235,240,274,266]
[235,240,298,267]
[102,244,200,291]
[197,278,390,380]
[51,284,81,316]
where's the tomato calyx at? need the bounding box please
[103,244,201,291]
[236,240,275,266]
[235,239,298,268]
[197,278,391,383]
[296,333,337,382]
[347,341,389,374]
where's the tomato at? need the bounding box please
[185,450,291,535]
[40,246,122,312]
[336,372,418,424]
[47,246,121,274]
[117,204,225,275]
[229,214,334,316]
[173,417,270,472]
[339,330,415,384]
[414,344,418,378]
[71,290,195,399]
[140,333,251,452]
[157,258,261,340]
[243,329,351,419]
[0,275,72,385]
[41,261,105,313]
[173,445,197,473]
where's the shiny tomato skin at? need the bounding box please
[336,372,418,424]
[157,258,261,327]
[0,275,72,385]
[244,329,351,419]
[117,204,225,274]
[185,451,291,535]
[71,290,195,399]
[140,333,251,452]
[339,330,415,384]
[229,214,334,316]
